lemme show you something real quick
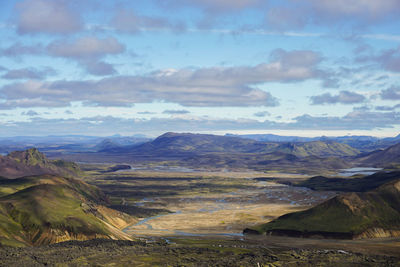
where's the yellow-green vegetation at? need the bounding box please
[0,175,134,246]
[250,178,400,239]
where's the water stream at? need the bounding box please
[336,167,383,177]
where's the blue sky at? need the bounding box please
[0,0,400,137]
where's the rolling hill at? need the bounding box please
[246,174,400,239]
[0,174,135,247]
[0,148,81,179]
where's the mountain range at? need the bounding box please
[227,133,400,152]
[1,133,399,156]
[103,132,360,158]
[35,132,400,174]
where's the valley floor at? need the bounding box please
[86,168,334,237]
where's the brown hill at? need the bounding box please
[0,148,80,179]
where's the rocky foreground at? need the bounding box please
[0,238,399,267]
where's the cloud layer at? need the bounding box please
[1,109,399,136]
[0,49,326,109]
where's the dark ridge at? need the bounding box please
[298,171,400,192]
[263,229,353,239]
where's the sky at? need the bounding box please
[0,0,400,137]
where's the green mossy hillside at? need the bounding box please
[250,178,400,239]
[0,175,133,247]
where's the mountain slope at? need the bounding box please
[357,143,400,168]
[247,176,400,239]
[0,148,81,179]
[274,141,359,157]
[0,175,135,247]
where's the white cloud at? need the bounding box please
[310,91,366,105]
[47,36,125,76]
[47,36,125,59]
[265,0,400,30]
[111,9,185,33]
[16,0,82,34]
[158,0,263,12]
[380,86,400,100]
[1,67,55,80]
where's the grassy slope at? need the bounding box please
[0,175,134,246]
[251,179,400,238]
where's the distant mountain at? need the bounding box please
[96,136,151,152]
[0,174,134,246]
[273,141,359,157]
[246,174,400,239]
[230,133,400,152]
[357,142,400,168]
[107,132,359,158]
[94,132,360,174]
[225,133,316,142]
[0,135,151,154]
[127,132,273,154]
[0,148,80,178]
